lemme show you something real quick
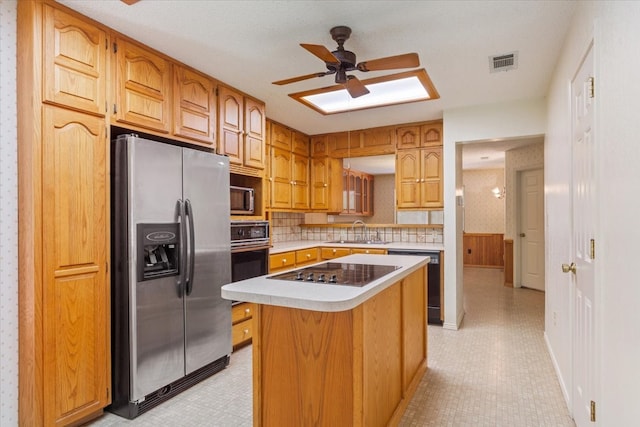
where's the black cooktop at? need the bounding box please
[267,262,401,287]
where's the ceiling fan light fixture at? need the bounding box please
[289,69,439,115]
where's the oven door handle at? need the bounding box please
[230,244,271,254]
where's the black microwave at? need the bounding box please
[230,185,255,215]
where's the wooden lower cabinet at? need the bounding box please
[350,248,387,255]
[320,247,352,260]
[269,251,296,272]
[232,303,255,348]
[252,266,427,426]
[295,247,319,267]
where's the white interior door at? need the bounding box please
[519,168,545,290]
[570,44,597,426]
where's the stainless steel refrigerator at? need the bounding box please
[110,134,231,418]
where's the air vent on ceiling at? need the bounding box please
[489,52,518,73]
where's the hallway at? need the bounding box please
[88,268,574,426]
[401,267,574,426]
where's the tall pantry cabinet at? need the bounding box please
[18,2,111,426]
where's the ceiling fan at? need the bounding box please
[272,26,420,98]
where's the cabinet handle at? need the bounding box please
[282,258,287,263]
[332,249,337,253]
[306,253,311,258]
[243,329,249,335]
[365,250,370,254]
[245,308,251,315]
[269,177,273,182]
[323,183,328,187]
[416,179,420,183]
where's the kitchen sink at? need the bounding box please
[326,240,389,244]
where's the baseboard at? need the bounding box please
[443,309,465,330]
[544,331,572,411]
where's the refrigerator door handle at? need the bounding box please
[185,199,196,296]
[178,199,187,298]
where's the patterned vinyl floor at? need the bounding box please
[88,267,573,427]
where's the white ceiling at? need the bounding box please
[59,0,574,168]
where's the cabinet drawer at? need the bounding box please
[295,248,319,265]
[320,247,352,260]
[232,302,254,324]
[269,251,296,272]
[232,318,253,347]
[350,248,387,255]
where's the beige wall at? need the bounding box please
[462,168,505,233]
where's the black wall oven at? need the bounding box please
[230,221,269,292]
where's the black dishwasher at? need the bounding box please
[387,249,442,325]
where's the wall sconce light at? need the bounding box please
[492,186,505,199]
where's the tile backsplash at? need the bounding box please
[270,212,305,243]
[301,226,443,244]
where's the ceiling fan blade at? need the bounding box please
[356,53,420,72]
[345,76,370,98]
[300,44,340,64]
[272,72,330,86]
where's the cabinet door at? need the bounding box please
[271,147,292,209]
[310,135,329,157]
[362,175,373,216]
[310,157,329,210]
[396,150,421,208]
[114,38,171,132]
[218,85,244,165]
[43,5,107,116]
[421,147,443,207]
[292,131,309,156]
[396,126,420,149]
[292,154,309,210]
[361,126,395,154]
[42,106,109,426]
[270,122,292,151]
[420,123,443,147]
[244,98,266,169]
[173,65,216,144]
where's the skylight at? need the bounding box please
[289,69,439,115]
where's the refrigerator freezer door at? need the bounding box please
[182,150,232,374]
[128,137,185,400]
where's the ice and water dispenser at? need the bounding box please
[136,223,180,282]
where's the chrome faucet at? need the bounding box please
[352,220,367,241]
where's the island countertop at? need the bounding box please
[221,253,429,312]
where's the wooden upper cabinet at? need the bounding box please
[292,131,309,156]
[173,65,216,145]
[361,126,394,151]
[396,126,420,150]
[218,85,244,165]
[292,153,309,210]
[43,4,107,116]
[270,147,293,209]
[244,97,266,169]
[310,157,342,212]
[113,37,172,132]
[420,146,443,207]
[396,150,421,208]
[42,105,109,426]
[310,135,329,157]
[421,122,443,147]
[396,147,443,208]
[219,86,266,172]
[270,122,292,151]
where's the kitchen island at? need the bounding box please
[222,254,429,427]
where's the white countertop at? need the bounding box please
[221,254,430,312]
[270,240,444,254]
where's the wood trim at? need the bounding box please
[18,1,45,424]
[504,239,514,287]
[301,223,443,229]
